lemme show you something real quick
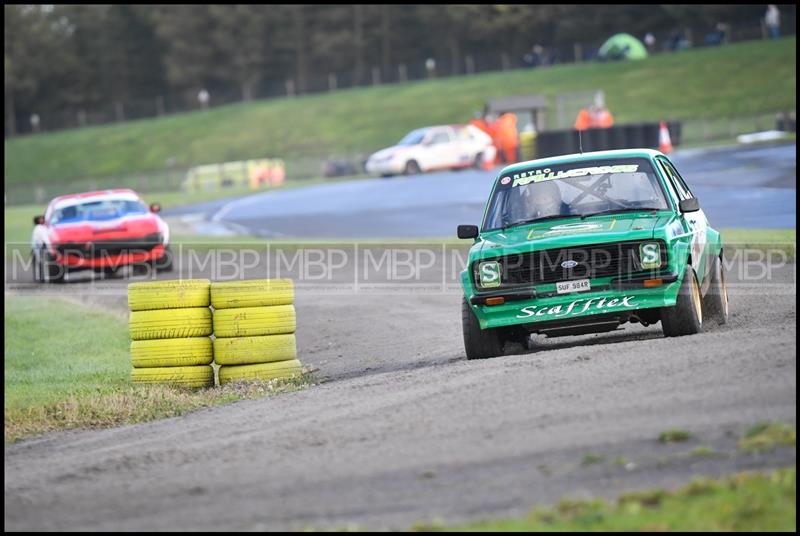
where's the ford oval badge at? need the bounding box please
[561,260,579,269]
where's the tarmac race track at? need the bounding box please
[164,142,797,238]
[4,249,796,530]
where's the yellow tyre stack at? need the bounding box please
[128,279,214,388]
[211,279,302,385]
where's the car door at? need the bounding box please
[451,126,477,168]
[422,127,455,170]
[656,156,710,284]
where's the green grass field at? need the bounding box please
[4,296,313,442]
[4,37,795,189]
[426,467,796,531]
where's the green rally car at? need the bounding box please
[457,149,729,360]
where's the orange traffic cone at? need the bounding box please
[659,121,673,154]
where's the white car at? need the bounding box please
[365,124,496,177]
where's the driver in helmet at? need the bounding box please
[520,180,570,219]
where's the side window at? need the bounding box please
[657,158,689,201]
[656,160,681,206]
[664,159,694,199]
[429,130,451,144]
[658,157,693,199]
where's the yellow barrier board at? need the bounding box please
[184,159,285,192]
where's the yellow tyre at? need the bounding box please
[129,308,212,340]
[131,338,213,368]
[210,279,294,309]
[218,359,303,385]
[128,279,210,311]
[213,334,296,366]
[131,365,214,388]
[212,305,295,338]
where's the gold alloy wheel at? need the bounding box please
[691,272,703,324]
[720,264,729,317]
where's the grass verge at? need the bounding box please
[4,295,314,443]
[739,422,797,454]
[418,466,796,531]
[659,429,693,443]
[4,37,795,187]
[723,228,797,261]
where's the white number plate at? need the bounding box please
[556,279,591,294]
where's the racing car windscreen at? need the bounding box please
[51,199,150,224]
[397,128,428,146]
[482,157,670,231]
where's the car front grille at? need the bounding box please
[479,240,667,287]
[56,233,162,259]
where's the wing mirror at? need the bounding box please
[33,215,45,226]
[679,198,700,213]
[150,203,162,213]
[457,225,479,239]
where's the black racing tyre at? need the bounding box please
[473,152,484,169]
[462,297,504,360]
[32,249,44,283]
[404,160,421,175]
[37,247,65,283]
[702,254,729,325]
[102,266,122,278]
[661,265,703,337]
[154,245,174,272]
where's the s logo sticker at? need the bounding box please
[640,242,661,269]
[479,261,501,288]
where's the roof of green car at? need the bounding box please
[499,148,666,176]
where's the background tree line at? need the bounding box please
[5,4,794,136]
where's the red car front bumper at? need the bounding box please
[53,244,167,269]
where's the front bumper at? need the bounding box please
[464,272,682,330]
[53,244,167,269]
[365,159,406,175]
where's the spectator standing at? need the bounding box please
[574,108,591,131]
[705,23,728,46]
[30,113,41,133]
[644,32,656,53]
[496,113,519,164]
[590,105,614,128]
[469,112,490,136]
[523,44,544,68]
[765,5,780,39]
[198,89,210,109]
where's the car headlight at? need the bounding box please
[639,242,662,270]
[476,260,502,288]
[374,153,396,163]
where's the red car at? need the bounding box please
[31,189,172,283]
